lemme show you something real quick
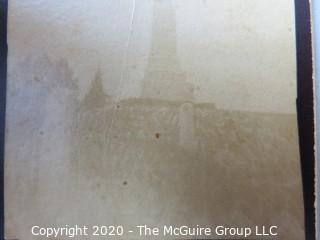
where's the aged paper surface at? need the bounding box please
[5,0,304,239]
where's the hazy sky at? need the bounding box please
[8,0,297,113]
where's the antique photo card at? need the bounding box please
[3,0,314,239]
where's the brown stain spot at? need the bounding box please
[155,133,160,139]
[116,105,120,109]
[123,181,128,186]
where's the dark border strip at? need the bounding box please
[0,0,7,240]
[294,0,315,239]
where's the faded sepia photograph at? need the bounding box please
[3,0,308,239]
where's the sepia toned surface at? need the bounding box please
[5,0,304,239]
